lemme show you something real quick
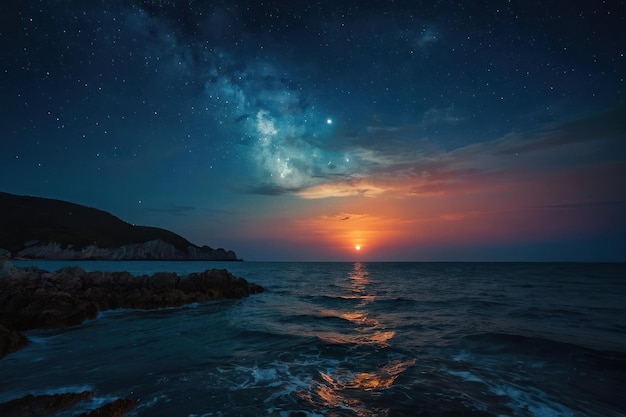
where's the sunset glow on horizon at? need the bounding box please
[1,1,624,261]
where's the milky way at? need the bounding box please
[1,0,625,260]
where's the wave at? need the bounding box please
[438,332,626,417]
[457,332,626,372]
[508,306,589,320]
[376,296,418,305]
[301,293,366,307]
[0,384,95,405]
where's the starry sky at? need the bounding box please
[1,0,625,261]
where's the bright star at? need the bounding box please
[326,118,332,125]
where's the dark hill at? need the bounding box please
[0,192,235,260]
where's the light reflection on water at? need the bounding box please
[317,262,396,347]
[300,262,409,416]
[6,262,620,415]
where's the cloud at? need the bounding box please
[296,181,390,199]
[324,213,367,222]
[296,212,419,246]
[246,184,305,196]
[186,13,624,204]
[537,200,626,209]
[493,107,626,156]
[421,106,464,125]
[285,108,626,200]
[202,58,346,191]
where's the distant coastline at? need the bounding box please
[10,256,244,262]
[0,191,241,261]
[6,239,242,261]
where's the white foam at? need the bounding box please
[490,384,579,417]
[452,350,471,362]
[447,370,485,383]
[22,335,51,344]
[135,394,169,410]
[198,353,409,415]
[77,395,124,412]
[445,366,581,417]
[251,365,280,385]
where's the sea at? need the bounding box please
[1,261,625,417]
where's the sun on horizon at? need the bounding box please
[355,245,361,251]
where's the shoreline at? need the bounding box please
[0,259,264,416]
[9,257,244,262]
[0,260,263,356]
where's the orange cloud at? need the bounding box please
[296,181,390,199]
[228,109,625,260]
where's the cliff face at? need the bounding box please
[0,192,240,260]
[14,240,239,261]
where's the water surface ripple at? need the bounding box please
[3,261,625,416]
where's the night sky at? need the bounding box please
[1,0,625,261]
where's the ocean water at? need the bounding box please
[2,261,626,417]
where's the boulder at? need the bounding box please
[0,264,264,357]
[79,397,135,417]
[0,391,93,417]
[0,259,18,279]
[0,324,28,358]
[0,391,135,417]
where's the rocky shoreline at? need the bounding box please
[10,239,241,261]
[0,260,264,416]
[0,392,135,417]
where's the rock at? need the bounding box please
[187,245,239,260]
[0,391,93,417]
[0,248,11,259]
[0,392,135,417]
[14,239,242,261]
[0,265,264,357]
[0,324,28,358]
[0,259,18,278]
[79,398,135,417]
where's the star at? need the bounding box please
[0,0,623,263]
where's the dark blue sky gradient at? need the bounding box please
[1,0,625,261]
